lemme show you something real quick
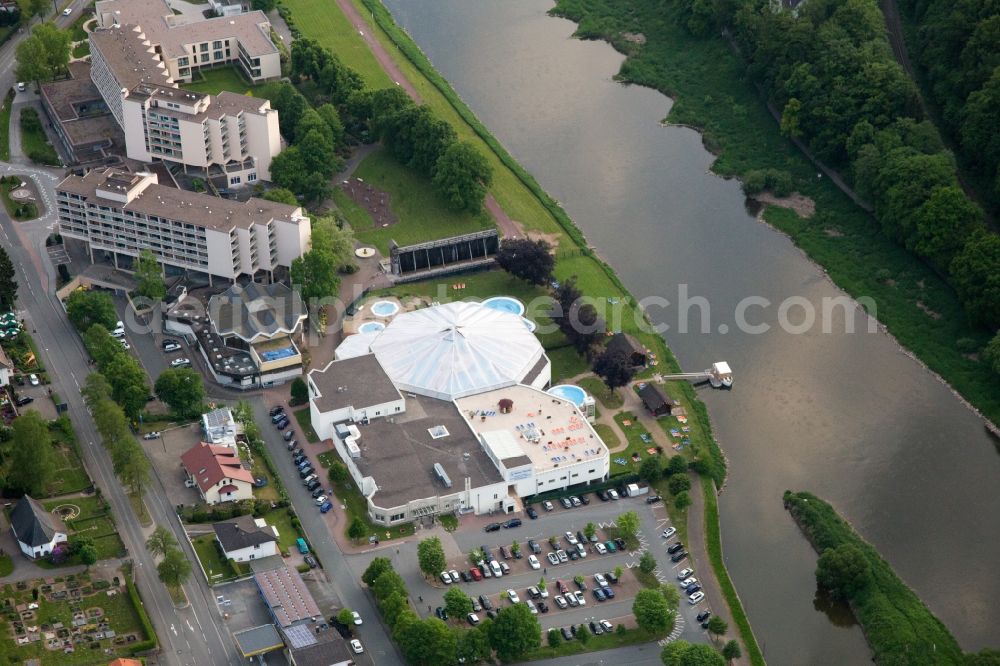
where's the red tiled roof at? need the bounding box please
[180,442,253,494]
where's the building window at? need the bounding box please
[229,176,241,185]
[214,50,224,61]
[200,43,209,52]
[390,512,404,522]
[247,172,257,182]
[213,40,223,49]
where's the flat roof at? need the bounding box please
[455,385,608,474]
[232,624,283,657]
[254,566,321,628]
[57,168,304,231]
[209,282,306,342]
[309,354,402,414]
[347,393,504,511]
[90,26,174,92]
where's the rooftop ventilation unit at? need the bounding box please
[434,463,452,488]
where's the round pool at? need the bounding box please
[522,317,537,332]
[482,296,526,316]
[358,321,386,334]
[370,300,400,318]
[548,384,588,407]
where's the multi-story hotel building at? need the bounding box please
[56,168,311,282]
[88,0,282,182]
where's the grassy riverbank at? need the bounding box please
[549,0,1000,427]
[783,491,964,665]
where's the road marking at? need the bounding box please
[171,624,177,636]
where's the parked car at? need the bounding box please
[590,620,603,635]
[607,489,620,500]
[668,542,685,554]
[276,419,290,430]
[28,374,39,386]
[528,554,540,570]
[564,531,578,546]
[570,496,582,507]
[478,594,492,610]
[283,430,295,441]
[169,358,190,368]
[319,501,333,513]
[525,599,537,615]
[566,592,578,607]
[604,540,617,553]
[596,489,609,501]
[471,598,481,612]
[537,601,549,613]
[680,577,698,588]
[662,527,677,539]
[614,538,626,550]
[605,571,619,584]
[499,545,511,560]
[546,552,559,566]
[163,340,182,352]
[575,577,587,591]
[351,611,362,625]
[486,609,497,620]
[677,568,694,580]
[272,412,287,424]
[298,467,314,479]
[553,595,567,609]
[469,568,482,581]
[594,573,608,587]
[435,606,448,620]
[696,610,712,623]
[142,431,160,440]
[559,497,573,509]
[573,591,586,606]
[600,619,614,633]
[601,586,614,599]
[311,487,326,498]
[467,613,479,626]
[528,539,541,554]
[542,500,554,511]
[646,495,663,504]
[557,580,570,595]
[556,550,568,563]
[593,588,606,602]
[314,495,328,506]
[269,406,285,417]
[484,522,502,532]
[440,571,453,585]
[595,542,607,554]
[489,560,502,578]
[296,538,309,554]
[461,570,473,582]
[499,561,510,575]
[579,494,590,505]
[688,591,705,604]
[671,551,689,563]
[526,506,538,519]
[350,639,363,654]
[306,480,321,492]
[568,549,579,561]
[450,569,460,582]
[503,518,521,529]
[304,555,317,568]
[560,626,573,641]
[15,396,33,406]
[575,543,587,558]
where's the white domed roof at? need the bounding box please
[370,301,544,401]
[334,331,380,360]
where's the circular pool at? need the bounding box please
[522,317,537,332]
[548,384,588,407]
[370,300,400,318]
[358,321,386,334]
[482,296,525,316]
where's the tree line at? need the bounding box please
[268,38,493,213]
[674,0,1000,344]
[896,0,1000,217]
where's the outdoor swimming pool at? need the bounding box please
[482,296,525,316]
[548,384,588,407]
[371,300,400,317]
[260,346,297,362]
[358,321,386,334]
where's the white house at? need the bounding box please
[10,496,67,559]
[212,515,277,562]
[181,442,254,504]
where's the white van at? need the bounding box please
[489,560,502,578]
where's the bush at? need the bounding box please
[668,473,691,495]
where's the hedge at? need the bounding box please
[125,576,159,655]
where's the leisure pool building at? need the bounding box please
[308,301,610,526]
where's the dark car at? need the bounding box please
[276,418,290,430]
[685,584,702,595]
[537,601,548,613]
[513,548,522,560]
[306,480,321,492]
[590,620,603,635]
[667,542,685,554]
[298,466,314,479]
[304,555,317,568]
[478,595,493,611]
[435,607,448,621]
[579,494,590,505]
[502,518,521,529]
[499,545,511,560]
[526,506,538,519]
[593,588,606,602]
[601,586,614,599]
[271,412,286,424]
[671,551,689,563]
[296,459,311,470]
[283,430,295,441]
[575,577,587,591]
[596,489,609,501]
[576,530,586,544]
[568,549,579,561]
[696,610,712,623]
[646,495,663,504]
[460,570,472,583]
[484,522,502,533]
[486,609,497,620]
[559,497,573,509]
[481,545,495,562]
[605,571,619,584]
[560,627,573,641]
[614,537,627,550]
[269,406,284,417]
[528,539,541,554]
[15,396,33,406]
[311,487,326,498]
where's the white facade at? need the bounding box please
[223,539,277,562]
[15,531,67,560]
[197,477,253,505]
[308,385,405,443]
[56,169,311,281]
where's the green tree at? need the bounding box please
[593,347,637,390]
[7,411,53,495]
[379,591,408,628]
[640,551,657,574]
[16,23,71,84]
[547,628,561,647]
[674,491,692,510]
[328,461,349,484]
[984,331,1000,376]
[614,565,623,580]
[417,536,447,577]
[104,354,149,419]
[78,542,98,566]
[577,623,590,644]
[157,547,192,590]
[250,0,275,11]
[950,229,1000,329]
[117,438,151,497]
[146,526,177,558]
[666,455,688,476]
[432,140,493,212]
[617,511,640,544]
[912,185,983,270]
[660,583,680,610]
[633,588,673,633]
[707,615,728,638]
[487,603,541,662]
[780,97,803,138]
[722,640,742,663]
[457,625,492,663]
[83,325,123,368]
[495,238,554,286]
[584,522,597,541]
[66,289,117,331]
[373,569,408,603]
[397,617,457,666]
[262,187,299,206]
[347,517,366,543]
[661,640,726,666]
[154,368,204,417]
[133,249,166,301]
[639,454,664,483]
[336,608,354,628]
[816,543,872,600]
[443,586,473,618]
[316,103,345,146]
[362,557,392,587]
[290,377,308,404]
[25,0,48,18]
[0,248,17,310]
[291,217,354,302]
[669,474,692,495]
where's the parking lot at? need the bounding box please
[395,493,717,645]
[140,422,206,505]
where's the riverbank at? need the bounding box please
[548,0,1000,429]
[783,491,964,665]
[278,0,759,660]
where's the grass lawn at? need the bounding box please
[351,147,493,253]
[42,495,125,563]
[44,442,91,496]
[0,554,12,577]
[577,376,623,409]
[0,88,13,161]
[331,187,375,230]
[523,626,666,660]
[69,10,90,42]
[292,407,319,443]
[0,175,38,220]
[182,66,259,95]
[191,533,248,584]
[548,346,591,384]
[593,423,620,450]
[20,108,60,166]
[0,570,149,666]
[260,506,302,555]
[128,493,152,528]
[331,477,415,542]
[71,41,89,58]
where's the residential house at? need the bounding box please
[202,406,238,447]
[212,515,277,562]
[10,496,67,559]
[638,382,673,418]
[180,441,254,504]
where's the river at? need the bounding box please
[380,0,1000,662]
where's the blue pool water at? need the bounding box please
[260,346,297,362]
[548,384,587,407]
[482,296,525,316]
[358,321,386,334]
[371,300,400,317]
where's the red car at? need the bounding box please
[469,567,482,581]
